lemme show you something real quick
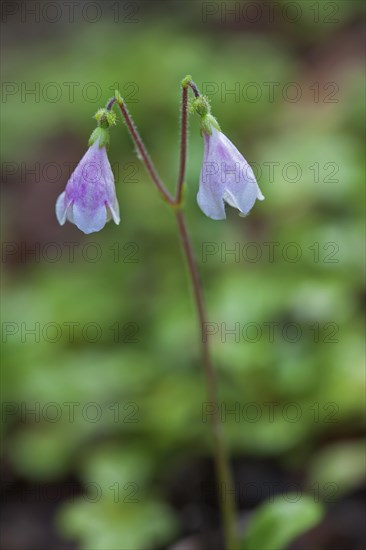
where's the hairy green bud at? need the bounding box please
[94,108,116,129]
[191,95,211,117]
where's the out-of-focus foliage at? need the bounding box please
[242,495,324,550]
[1,1,365,548]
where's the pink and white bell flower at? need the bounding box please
[56,127,120,234]
[197,116,264,220]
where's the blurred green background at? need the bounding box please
[1,1,365,549]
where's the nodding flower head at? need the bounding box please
[56,130,120,234]
[197,113,264,220]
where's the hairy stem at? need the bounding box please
[115,100,175,206]
[175,210,237,549]
[186,79,200,98]
[106,96,117,111]
[176,85,188,205]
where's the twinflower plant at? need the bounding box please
[56,77,264,550]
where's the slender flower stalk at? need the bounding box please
[176,83,188,205]
[113,95,175,206]
[185,78,200,98]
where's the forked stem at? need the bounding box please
[109,83,238,549]
[110,97,175,206]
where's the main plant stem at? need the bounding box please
[111,87,237,549]
[175,209,237,549]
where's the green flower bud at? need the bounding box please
[190,95,211,117]
[94,108,116,129]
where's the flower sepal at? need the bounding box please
[189,96,221,136]
[200,113,221,136]
[88,127,110,148]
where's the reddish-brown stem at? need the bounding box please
[106,97,117,111]
[176,85,188,205]
[116,101,175,206]
[187,80,200,98]
[175,210,237,549]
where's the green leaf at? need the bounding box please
[242,494,324,550]
[307,441,365,499]
[57,498,177,550]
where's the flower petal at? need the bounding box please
[197,184,226,219]
[197,131,226,220]
[72,202,108,234]
[224,166,264,216]
[223,184,258,216]
[55,192,72,225]
[100,151,120,224]
[106,201,120,225]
